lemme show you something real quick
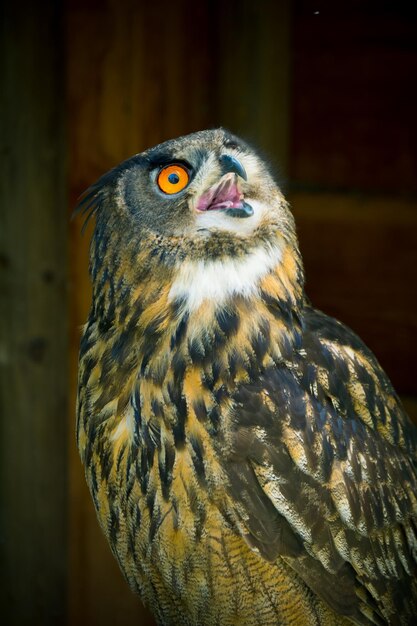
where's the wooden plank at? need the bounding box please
[215,0,291,175]
[0,2,68,624]
[290,1,417,192]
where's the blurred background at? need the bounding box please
[1,0,416,624]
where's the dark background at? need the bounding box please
[1,1,416,624]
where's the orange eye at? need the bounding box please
[157,164,190,194]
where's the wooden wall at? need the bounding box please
[1,1,416,625]
[0,2,68,624]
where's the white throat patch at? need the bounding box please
[168,244,282,311]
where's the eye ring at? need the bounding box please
[157,164,190,195]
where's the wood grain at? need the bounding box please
[290,1,417,193]
[0,2,68,624]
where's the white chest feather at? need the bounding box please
[168,244,282,311]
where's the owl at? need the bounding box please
[77,128,417,625]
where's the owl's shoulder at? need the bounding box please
[223,305,417,624]
[298,305,417,454]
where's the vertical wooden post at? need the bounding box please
[0,2,68,624]
[215,0,291,177]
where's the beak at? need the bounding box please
[219,154,247,181]
[195,171,254,219]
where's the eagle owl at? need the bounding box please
[77,129,417,625]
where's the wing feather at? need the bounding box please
[223,308,417,624]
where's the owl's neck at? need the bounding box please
[78,238,304,457]
[139,240,303,382]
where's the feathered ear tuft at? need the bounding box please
[72,166,120,232]
[73,187,100,233]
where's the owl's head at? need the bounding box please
[81,129,303,313]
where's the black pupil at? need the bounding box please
[168,172,180,185]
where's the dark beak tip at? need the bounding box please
[225,202,254,219]
[219,154,247,181]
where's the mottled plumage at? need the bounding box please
[77,129,417,625]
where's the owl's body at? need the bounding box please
[77,129,417,625]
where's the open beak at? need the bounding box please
[195,155,254,219]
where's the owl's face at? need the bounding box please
[88,128,295,263]
[85,129,302,313]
